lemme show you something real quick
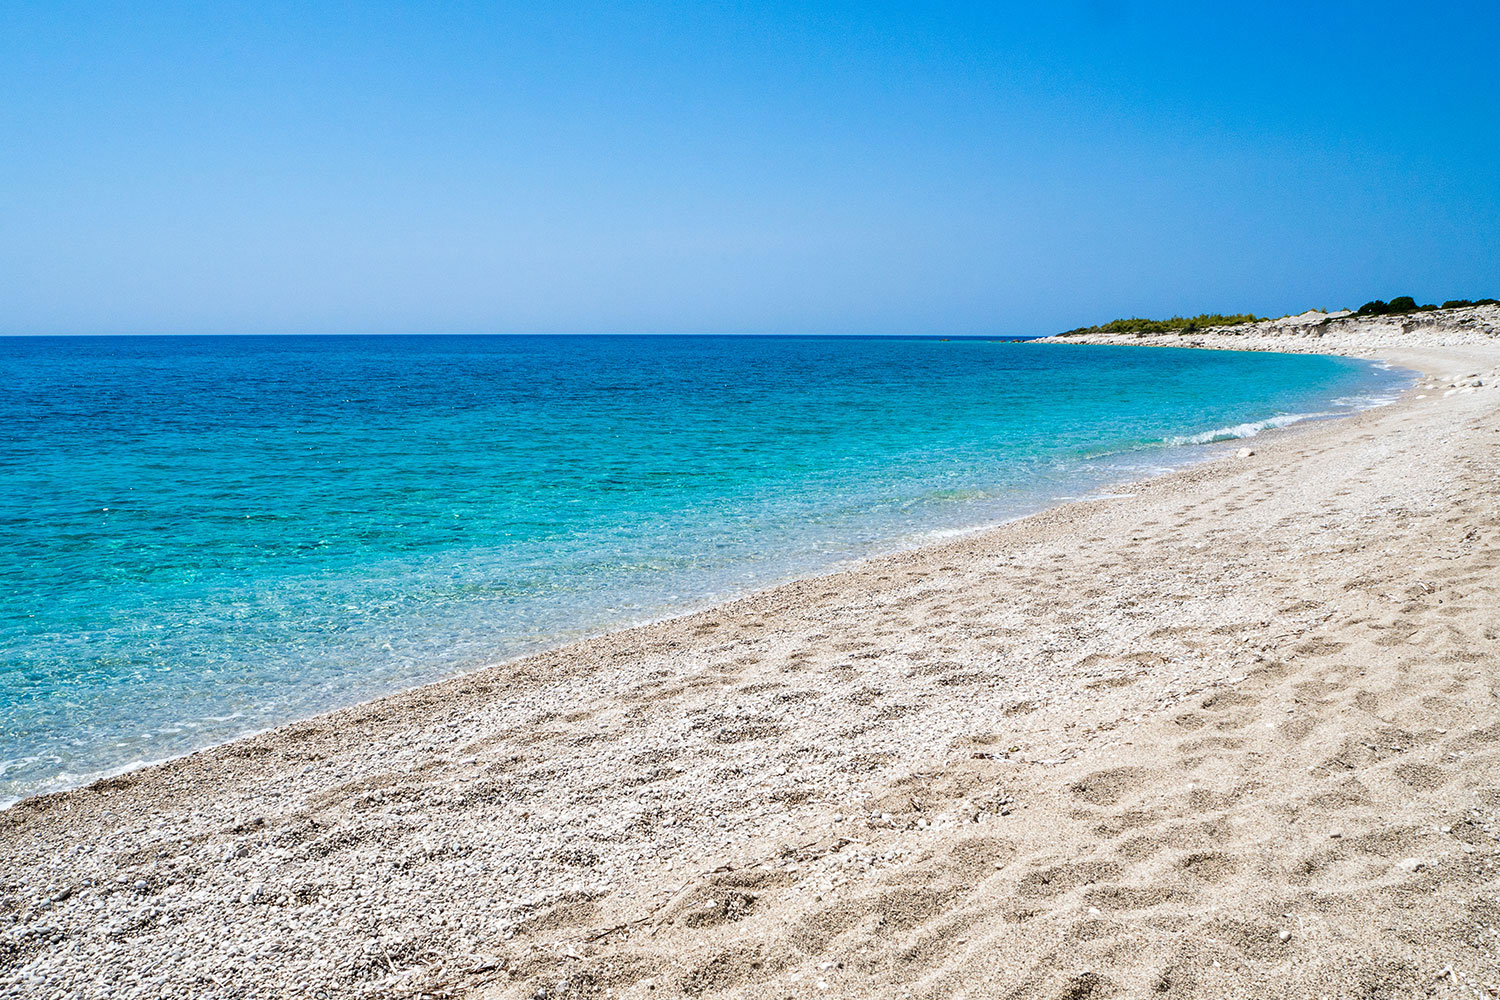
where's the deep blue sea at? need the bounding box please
[0,335,1406,804]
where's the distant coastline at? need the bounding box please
[1042,301,1500,356]
[1055,295,1497,340]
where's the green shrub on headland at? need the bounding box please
[1058,313,1262,337]
[1354,295,1495,315]
[1354,296,1421,315]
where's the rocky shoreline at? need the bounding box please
[1039,303,1500,356]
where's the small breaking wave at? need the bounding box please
[1166,412,1325,446]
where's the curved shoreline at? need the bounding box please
[0,347,1403,810]
[0,346,1426,815]
[4,321,1500,999]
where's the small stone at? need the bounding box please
[1329,829,1343,839]
[1278,930,1292,943]
[1236,447,1255,458]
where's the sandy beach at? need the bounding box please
[4,311,1500,999]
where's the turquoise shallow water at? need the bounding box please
[0,335,1406,804]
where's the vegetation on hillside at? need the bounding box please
[1059,297,1496,336]
[1058,313,1262,337]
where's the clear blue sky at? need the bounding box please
[2,1,1496,335]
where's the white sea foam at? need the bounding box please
[0,732,279,812]
[922,518,1023,541]
[1167,372,1412,451]
[1332,390,1404,409]
[1166,412,1326,447]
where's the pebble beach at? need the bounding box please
[4,308,1500,999]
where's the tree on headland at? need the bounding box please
[1353,295,1496,315]
[1355,296,1426,315]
